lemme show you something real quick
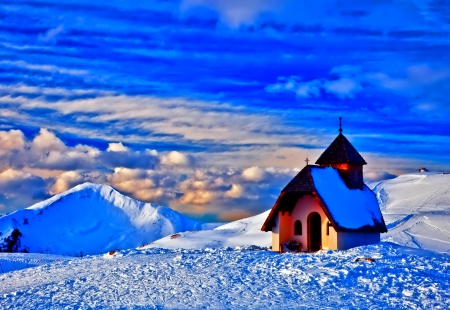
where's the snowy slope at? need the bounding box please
[0,183,209,256]
[145,210,271,249]
[371,172,450,253]
[0,244,449,309]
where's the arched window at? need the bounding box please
[294,220,302,235]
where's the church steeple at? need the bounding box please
[315,118,366,189]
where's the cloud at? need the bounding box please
[38,25,66,44]
[14,94,309,146]
[107,142,129,152]
[0,61,88,76]
[323,78,363,99]
[364,171,397,182]
[161,151,191,167]
[110,168,165,201]
[242,166,266,182]
[0,130,26,154]
[50,171,86,195]
[219,209,252,221]
[32,128,67,153]
[181,0,282,27]
[224,184,244,198]
[0,169,48,201]
[181,0,426,28]
[179,190,216,205]
[266,73,363,99]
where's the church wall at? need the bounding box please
[271,215,280,252]
[271,196,382,252]
[337,232,380,250]
[327,224,338,250]
[278,211,292,249]
[288,195,338,251]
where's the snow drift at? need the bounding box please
[0,183,208,256]
[371,172,450,253]
[145,210,271,250]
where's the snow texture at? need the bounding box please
[144,210,271,250]
[311,167,384,230]
[0,244,449,309]
[372,172,450,253]
[1,173,450,308]
[0,183,210,256]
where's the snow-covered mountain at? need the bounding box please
[0,183,210,256]
[371,172,450,253]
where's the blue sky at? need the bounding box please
[0,0,449,221]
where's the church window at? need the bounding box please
[294,220,302,235]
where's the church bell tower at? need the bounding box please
[315,117,366,190]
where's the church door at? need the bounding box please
[308,212,322,251]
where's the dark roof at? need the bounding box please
[282,165,315,193]
[261,165,387,233]
[315,133,367,166]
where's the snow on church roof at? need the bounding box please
[261,165,387,232]
[310,167,385,231]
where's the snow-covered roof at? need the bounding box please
[311,167,385,231]
[261,166,387,233]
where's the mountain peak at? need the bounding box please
[0,183,207,255]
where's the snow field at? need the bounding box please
[0,243,449,309]
[372,173,450,253]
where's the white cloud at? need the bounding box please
[0,129,26,154]
[179,190,215,205]
[324,78,363,99]
[267,75,363,99]
[32,128,67,153]
[110,168,167,202]
[242,166,266,182]
[0,61,88,76]
[38,25,66,44]
[224,184,244,198]
[161,151,190,167]
[364,171,397,182]
[107,142,129,152]
[50,171,85,195]
[13,94,310,146]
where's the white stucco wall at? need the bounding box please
[270,195,381,252]
[271,195,337,251]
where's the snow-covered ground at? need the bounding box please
[1,244,449,309]
[1,173,450,308]
[0,183,213,256]
[372,172,450,253]
[145,210,271,250]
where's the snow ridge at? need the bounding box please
[0,183,207,256]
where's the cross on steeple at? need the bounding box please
[305,156,310,166]
[339,117,343,133]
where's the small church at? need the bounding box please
[261,118,387,252]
